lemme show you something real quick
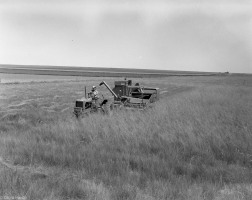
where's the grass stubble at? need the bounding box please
[0,75,252,200]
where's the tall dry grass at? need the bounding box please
[0,76,252,199]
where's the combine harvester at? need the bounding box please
[73,79,160,117]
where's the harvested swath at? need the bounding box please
[0,157,48,180]
[7,102,34,110]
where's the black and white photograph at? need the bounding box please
[0,0,251,199]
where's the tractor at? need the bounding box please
[73,79,159,117]
[73,93,110,118]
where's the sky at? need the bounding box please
[0,0,251,73]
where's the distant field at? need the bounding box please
[0,73,113,83]
[0,75,252,200]
[0,64,221,78]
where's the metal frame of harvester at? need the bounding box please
[73,79,160,117]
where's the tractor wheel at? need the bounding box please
[73,111,80,118]
[74,113,79,118]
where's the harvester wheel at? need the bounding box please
[103,102,113,116]
[108,103,114,116]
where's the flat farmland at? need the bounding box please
[0,75,252,200]
[0,73,93,83]
[0,64,220,78]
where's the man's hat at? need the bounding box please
[92,86,96,91]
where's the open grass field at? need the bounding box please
[0,74,252,200]
[0,73,91,84]
[0,64,221,78]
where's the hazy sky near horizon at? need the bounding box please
[0,0,251,73]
